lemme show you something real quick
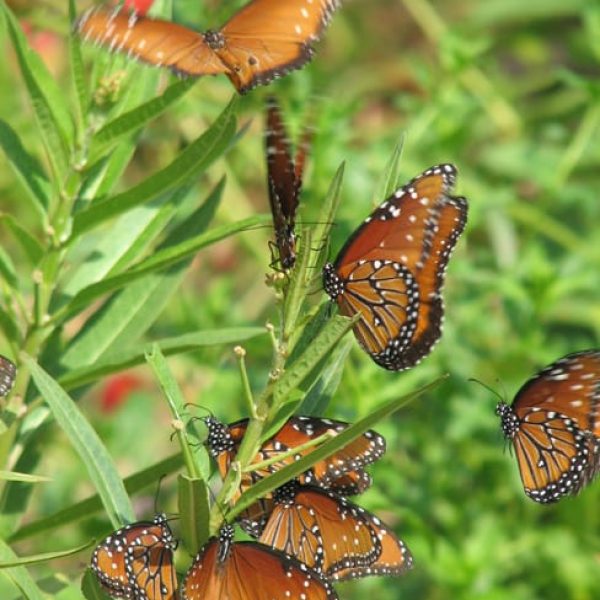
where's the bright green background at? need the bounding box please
[1,0,599,599]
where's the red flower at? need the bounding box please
[100,373,144,413]
[123,0,154,15]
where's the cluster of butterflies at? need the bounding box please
[40,0,593,595]
[91,416,412,599]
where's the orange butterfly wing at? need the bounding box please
[77,9,227,76]
[324,164,468,370]
[181,530,338,599]
[221,0,341,92]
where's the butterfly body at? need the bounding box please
[323,164,468,371]
[497,349,600,503]
[0,355,16,397]
[77,0,341,93]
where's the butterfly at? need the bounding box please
[323,164,468,371]
[77,0,341,94]
[259,482,413,580]
[91,513,177,599]
[265,96,310,270]
[496,349,600,503]
[203,415,385,536]
[180,524,338,599]
[0,355,17,397]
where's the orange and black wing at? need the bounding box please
[76,8,226,76]
[259,484,381,577]
[181,525,338,599]
[323,164,468,371]
[221,0,341,92]
[91,515,177,599]
[497,349,600,503]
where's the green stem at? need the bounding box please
[235,346,257,419]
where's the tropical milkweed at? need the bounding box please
[0,355,16,397]
[259,482,413,580]
[203,415,385,536]
[180,524,338,599]
[91,513,177,600]
[76,0,341,94]
[323,164,468,371]
[496,349,600,503]
[265,97,310,270]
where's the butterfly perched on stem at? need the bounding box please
[496,349,600,503]
[203,415,385,536]
[264,97,311,271]
[0,355,17,397]
[76,0,341,94]
[180,524,338,599]
[90,513,177,599]
[323,164,468,371]
[259,482,413,581]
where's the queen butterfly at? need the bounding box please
[323,164,468,371]
[91,513,177,599]
[76,0,341,94]
[265,97,310,270]
[259,482,413,580]
[496,349,600,503]
[0,355,16,397]
[180,524,338,599]
[204,415,385,536]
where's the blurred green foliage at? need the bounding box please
[0,0,599,599]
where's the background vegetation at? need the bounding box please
[0,0,599,598]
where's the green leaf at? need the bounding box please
[22,356,134,529]
[0,214,44,265]
[373,136,405,202]
[71,97,238,237]
[0,246,18,289]
[178,474,210,555]
[82,568,111,600]
[0,539,92,568]
[0,471,51,483]
[0,538,45,600]
[146,345,210,481]
[68,0,88,133]
[272,314,358,406]
[0,119,50,218]
[90,78,196,160]
[230,376,447,521]
[9,454,182,543]
[56,214,270,323]
[59,328,266,390]
[1,3,71,182]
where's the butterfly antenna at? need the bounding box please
[468,377,506,404]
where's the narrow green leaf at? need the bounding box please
[22,356,134,529]
[56,214,270,323]
[0,214,44,264]
[146,346,210,481]
[272,314,358,405]
[178,474,210,555]
[9,454,182,543]
[373,136,405,203]
[71,97,238,237]
[230,376,446,520]
[0,246,18,289]
[82,568,111,600]
[68,0,89,132]
[0,538,45,600]
[59,328,266,389]
[0,539,92,568]
[0,471,51,483]
[90,78,196,159]
[308,162,345,274]
[1,3,71,180]
[0,119,50,217]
